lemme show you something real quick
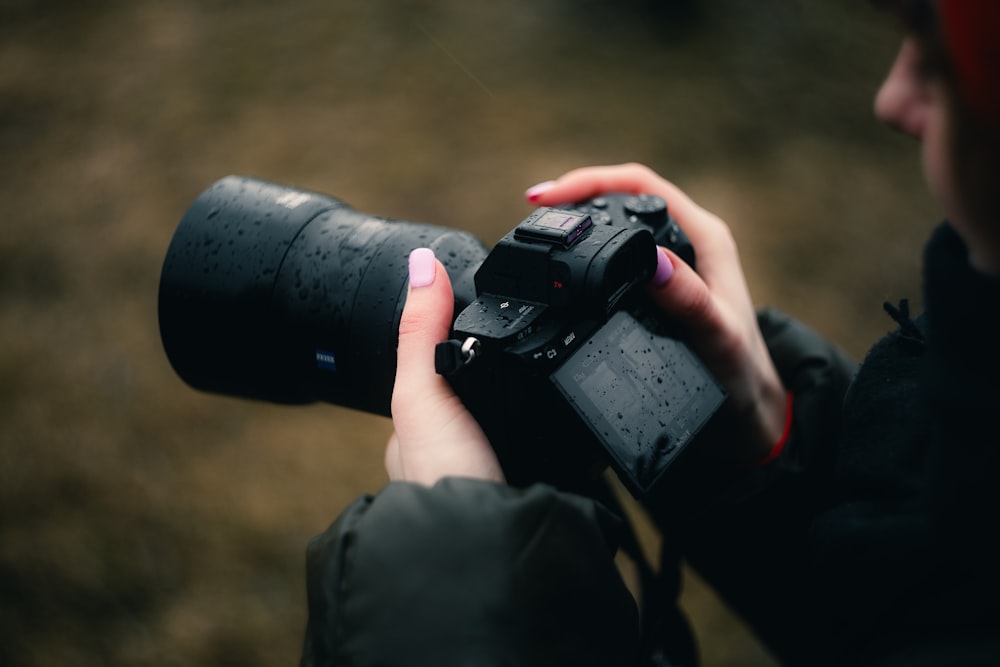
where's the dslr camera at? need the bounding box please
[158,176,725,498]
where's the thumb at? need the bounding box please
[646,247,718,337]
[390,248,505,485]
[393,248,455,406]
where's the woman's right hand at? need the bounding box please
[526,163,788,465]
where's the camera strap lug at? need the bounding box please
[434,337,481,376]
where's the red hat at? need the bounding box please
[937,0,1000,124]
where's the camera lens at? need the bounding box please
[158,176,487,415]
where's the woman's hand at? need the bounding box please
[526,163,788,464]
[385,248,506,485]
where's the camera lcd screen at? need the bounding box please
[550,310,726,496]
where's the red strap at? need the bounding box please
[751,391,794,468]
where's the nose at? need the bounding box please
[874,39,929,139]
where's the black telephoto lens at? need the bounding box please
[158,176,487,415]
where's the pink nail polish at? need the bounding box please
[408,248,436,287]
[652,248,674,286]
[525,180,556,202]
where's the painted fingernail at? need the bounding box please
[652,248,674,286]
[408,248,436,288]
[525,180,556,202]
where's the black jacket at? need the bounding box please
[301,224,1000,666]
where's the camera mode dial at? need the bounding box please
[623,194,668,227]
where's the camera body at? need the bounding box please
[438,195,725,496]
[158,177,725,498]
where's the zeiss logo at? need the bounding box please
[316,349,337,371]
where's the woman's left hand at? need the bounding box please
[385,248,506,485]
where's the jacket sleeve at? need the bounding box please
[300,477,640,667]
[756,306,859,487]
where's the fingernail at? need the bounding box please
[408,248,436,288]
[525,180,556,202]
[651,248,674,286]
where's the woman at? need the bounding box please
[301,2,1000,665]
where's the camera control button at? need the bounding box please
[624,194,669,228]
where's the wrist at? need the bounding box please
[749,390,794,468]
[694,366,790,468]
[724,359,789,467]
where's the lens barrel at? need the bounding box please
[158,176,487,415]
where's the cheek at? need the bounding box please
[921,108,984,256]
[921,110,960,216]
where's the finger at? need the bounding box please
[647,246,763,399]
[393,249,455,408]
[646,247,721,341]
[384,431,401,479]
[525,163,671,205]
[524,163,728,261]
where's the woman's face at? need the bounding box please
[875,38,956,221]
[875,36,1000,273]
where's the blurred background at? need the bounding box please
[1,0,938,665]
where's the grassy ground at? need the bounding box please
[1,1,935,665]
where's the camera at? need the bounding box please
[158,176,725,497]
